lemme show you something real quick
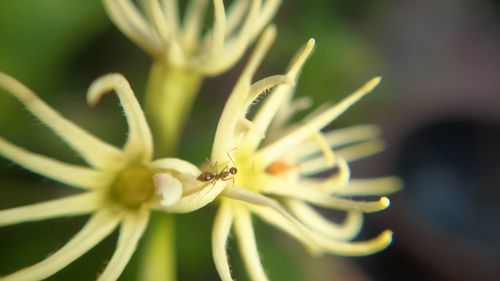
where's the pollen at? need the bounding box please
[110,164,156,209]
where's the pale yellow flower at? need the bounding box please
[200,27,401,281]
[0,73,217,281]
[103,0,281,75]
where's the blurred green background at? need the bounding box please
[1,0,500,280]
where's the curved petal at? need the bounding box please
[0,72,124,169]
[314,230,393,257]
[0,192,102,227]
[103,0,162,57]
[249,205,321,255]
[153,173,183,207]
[0,137,110,189]
[151,158,201,177]
[334,176,403,197]
[87,73,153,162]
[211,26,276,162]
[298,140,384,175]
[142,0,171,47]
[285,199,363,241]
[262,182,390,213]
[212,202,234,281]
[182,0,209,50]
[234,207,269,281]
[97,209,149,281]
[292,124,381,160]
[1,210,121,281]
[256,77,382,166]
[159,181,226,213]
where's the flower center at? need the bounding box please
[110,163,156,209]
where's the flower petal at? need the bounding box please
[207,0,227,63]
[298,140,385,175]
[292,124,381,160]
[223,185,320,249]
[257,77,382,166]
[1,210,121,281]
[212,202,234,281]
[182,0,209,50]
[234,206,269,281]
[159,181,226,213]
[153,173,183,207]
[211,26,276,162]
[97,209,149,281]
[0,72,124,169]
[150,158,201,177]
[313,230,393,257]
[249,205,321,255]
[87,73,153,162]
[0,137,110,189]
[285,200,363,241]
[103,0,162,57]
[334,176,403,197]
[0,192,102,227]
[262,181,390,213]
[142,0,171,47]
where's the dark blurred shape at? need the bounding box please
[361,119,500,281]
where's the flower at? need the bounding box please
[103,0,281,76]
[201,27,402,280]
[0,73,218,280]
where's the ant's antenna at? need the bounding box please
[226,148,237,167]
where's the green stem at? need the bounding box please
[139,63,203,281]
[138,213,176,281]
[145,62,203,157]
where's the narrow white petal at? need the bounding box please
[207,0,262,74]
[212,202,234,281]
[262,182,390,213]
[87,74,153,161]
[314,230,393,256]
[2,210,121,281]
[142,0,171,46]
[335,177,403,197]
[160,181,226,213]
[234,207,269,281]
[257,77,382,166]
[222,185,320,250]
[161,0,180,39]
[211,26,276,162]
[182,0,209,50]
[0,137,109,189]
[207,0,227,63]
[98,209,149,281]
[153,173,183,207]
[150,158,201,177]
[103,0,162,57]
[251,0,281,39]
[236,117,265,139]
[286,200,363,241]
[292,124,381,161]
[0,72,124,169]
[245,75,293,110]
[226,0,249,35]
[298,140,385,175]
[249,205,321,255]
[245,38,315,151]
[298,157,351,193]
[0,192,102,227]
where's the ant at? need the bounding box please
[197,150,238,185]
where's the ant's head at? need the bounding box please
[229,167,237,175]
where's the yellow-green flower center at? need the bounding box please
[110,163,156,209]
